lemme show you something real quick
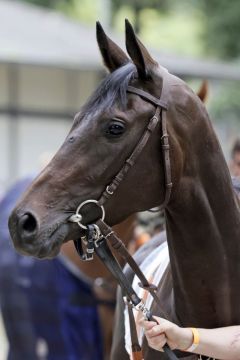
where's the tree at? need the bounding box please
[111,0,170,33]
[201,0,240,59]
[19,0,58,8]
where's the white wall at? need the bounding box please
[0,116,10,192]
[0,64,8,107]
[18,117,70,178]
[0,63,100,192]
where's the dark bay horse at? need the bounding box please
[9,20,240,359]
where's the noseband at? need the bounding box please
[69,85,178,360]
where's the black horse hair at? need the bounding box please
[82,62,137,116]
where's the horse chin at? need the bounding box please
[14,240,62,259]
[14,222,71,259]
[34,242,62,259]
[34,222,86,259]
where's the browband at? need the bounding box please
[127,86,168,110]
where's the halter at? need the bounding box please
[69,84,179,360]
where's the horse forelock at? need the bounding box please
[81,62,137,118]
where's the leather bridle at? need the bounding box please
[69,84,179,360]
[98,85,172,208]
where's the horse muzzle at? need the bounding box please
[8,209,69,258]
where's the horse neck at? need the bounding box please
[166,110,240,327]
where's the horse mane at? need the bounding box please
[82,62,137,116]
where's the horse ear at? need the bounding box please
[197,80,208,103]
[125,19,157,79]
[96,21,129,73]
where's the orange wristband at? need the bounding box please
[185,328,200,352]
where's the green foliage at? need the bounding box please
[21,0,58,8]
[111,0,170,33]
[112,0,169,14]
[200,0,240,59]
[139,8,203,57]
[19,0,240,60]
[114,2,204,57]
[55,0,98,24]
[20,0,105,26]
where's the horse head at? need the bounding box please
[8,20,205,259]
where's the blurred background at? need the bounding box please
[0,0,240,191]
[0,0,240,358]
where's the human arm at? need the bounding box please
[140,316,240,360]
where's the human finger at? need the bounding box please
[152,317,176,334]
[148,333,167,351]
[140,319,156,330]
[152,316,167,325]
[145,325,164,337]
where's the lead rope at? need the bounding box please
[126,299,143,360]
[74,223,178,360]
[96,219,169,319]
[94,220,178,360]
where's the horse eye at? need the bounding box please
[69,136,75,143]
[105,121,125,137]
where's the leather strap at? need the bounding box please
[99,108,161,206]
[73,225,179,360]
[127,300,143,358]
[96,219,169,319]
[98,85,172,211]
[159,109,172,210]
[93,220,179,360]
[127,86,168,110]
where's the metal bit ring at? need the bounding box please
[69,199,105,229]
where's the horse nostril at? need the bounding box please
[19,213,38,235]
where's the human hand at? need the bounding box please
[139,316,193,352]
